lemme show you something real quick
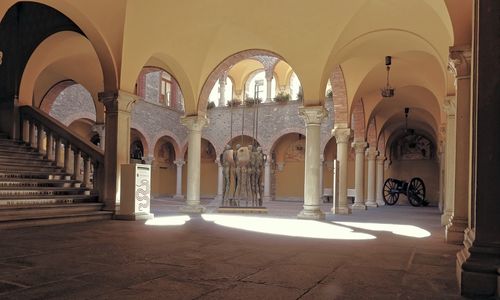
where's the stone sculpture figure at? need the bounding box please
[247,145,257,206]
[232,144,241,202]
[220,144,234,206]
[234,145,251,205]
[254,147,265,206]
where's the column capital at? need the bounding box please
[181,115,209,132]
[365,147,379,160]
[332,127,352,144]
[443,96,457,116]
[174,160,185,167]
[299,106,327,125]
[376,155,386,162]
[91,123,105,133]
[143,155,154,165]
[320,154,324,162]
[448,45,472,78]
[98,90,139,113]
[351,141,367,153]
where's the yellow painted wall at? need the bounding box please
[151,164,176,196]
[275,161,304,198]
[200,162,218,197]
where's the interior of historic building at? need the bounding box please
[0,0,498,298]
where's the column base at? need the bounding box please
[179,204,205,213]
[376,199,386,206]
[297,209,325,220]
[115,212,154,221]
[365,201,378,208]
[445,216,468,244]
[262,195,273,202]
[173,194,184,200]
[441,211,453,226]
[457,229,500,298]
[331,206,352,215]
[352,203,367,210]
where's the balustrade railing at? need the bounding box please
[18,106,104,198]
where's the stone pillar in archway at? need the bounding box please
[297,106,327,219]
[457,2,500,296]
[263,158,272,202]
[319,155,324,203]
[332,127,352,215]
[446,46,471,244]
[218,77,226,107]
[265,71,273,103]
[441,96,457,226]
[375,155,386,206]
[352,141,367,210]
[215,159,223,202]
[98,90,137,212]
[180,115,208,213]
[365,147,378,207]
[173,160,185,199]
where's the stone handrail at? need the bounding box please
[18,105,104,195]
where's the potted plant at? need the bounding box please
[245,97,261,106]
[274,92,290,104]
[226,99,241,107]
[207,101,216,109]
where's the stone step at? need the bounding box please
[0,144,36,152]
[0,157,54,166]
[0,186,88,196]
[0,149,43,158]
[0,210,112,229]
[0,194,97,206]
[0,178,80,188]
[0,163,62,172]
[0,139,27,145]
[0,170,69,180]
[0,202,104,217]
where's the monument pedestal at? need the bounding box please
[116,164,154,220]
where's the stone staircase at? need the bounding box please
[0,132,112,229]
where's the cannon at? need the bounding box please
[382,177,429,207]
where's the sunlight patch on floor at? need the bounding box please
[202,214,376,240]
[333,221,431,238]
[145,215,191,226]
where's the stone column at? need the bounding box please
[263,158,272,201]
[98,90,137,212]
[297,106,327,219]
[365,147,378,207]
[319,155,324,203]
[331,127,352,214]
[441,96,457,225]
[173,160,185,199]
[180,115,209,213]
[265,71,273,103]
[375,155,386,206]
[215,159,223,201]
[446,46,471,244]
[218,77,226,107]
[457,2,500,297]
[352,141,367,210]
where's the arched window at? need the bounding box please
[245,70,275,100]
[289,72,301,100]
[208,77,234,106]
[137,68,184,111]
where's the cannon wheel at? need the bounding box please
[383,178,400,205]
[407,177,426,207]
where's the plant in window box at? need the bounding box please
[207,101,216,109]
[245,97,261,107]
[273,92,290,104]
[226,99,241,107]
[326,89,333,99]
[296,88,304,101]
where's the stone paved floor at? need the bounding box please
[0,198,465,299]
